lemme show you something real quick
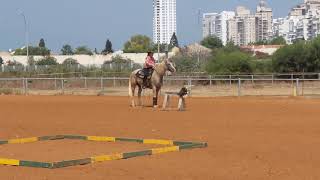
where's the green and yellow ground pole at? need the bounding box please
[0,135,207,169]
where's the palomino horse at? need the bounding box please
[129,59,176,108]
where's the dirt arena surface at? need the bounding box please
[1,95,320,180]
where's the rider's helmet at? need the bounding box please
[147,51,154,56]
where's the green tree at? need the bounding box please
[270,36,287,45]
[171,54,200,72]
[74,46,93,55]
[223,41,240,53]
[36,56,59,65]
[14,46,50,56]
[62,58,79,65]
[206,50,253,74]
[61,44,74,55]
[272,41,309,72]
[0,57,3,65]
[39,38,46,48]
[250,59,273,73]
[200,36,223,49]
[102,39,114,54]
[170,32,179,47]
[123,35,153,53]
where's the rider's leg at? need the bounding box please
[142,68,148,87]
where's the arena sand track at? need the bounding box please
[0,96,320,180]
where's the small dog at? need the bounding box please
[177,87,188,98]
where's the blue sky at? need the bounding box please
[0,0,302,52]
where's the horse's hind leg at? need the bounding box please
[138,86,143,106]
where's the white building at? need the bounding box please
[203,13,218,38]
[273,0,320,44]
[202,11,235,45]
[228,6,256,46]
[273,17,301,44]
[255,0,273,42]
[153,0,177,44]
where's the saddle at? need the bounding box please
[136,69,153,80]
[136,68,154,88]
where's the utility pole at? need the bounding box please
[18,11,29,62]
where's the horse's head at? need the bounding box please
[163,59,176,73]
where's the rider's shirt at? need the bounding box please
[144,56,155,68]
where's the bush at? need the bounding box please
[36,56,59,65]
[250,59,273,73]
[171,54,202,72]
[62,58,79,65]
[103,55,136,72]
[206,50,253,74]
[7,60,23,66]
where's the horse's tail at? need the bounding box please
[128,75,132,97]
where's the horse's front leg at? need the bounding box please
[152,86,158,108]
[130,85,136,107]
[152,87,161,108]
[138,86,143,106]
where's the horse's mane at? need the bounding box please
[154,61,166,76]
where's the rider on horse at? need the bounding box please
[142,51,156,88]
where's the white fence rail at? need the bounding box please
[0,77,320,97]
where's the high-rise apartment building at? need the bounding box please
[153,0,177,44]
[273,0,320,44]
[202,11,235,45]
[228,6,256,45]
[255,0,273,42]
[203,13,218,38]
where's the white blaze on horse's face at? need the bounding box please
[165,60,176,73]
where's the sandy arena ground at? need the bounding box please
[0,95,320,180]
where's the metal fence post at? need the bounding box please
[229,75,232,86]
[84,77,87,89]
[113,77,116,87]
[272,74,274,86]
[251,75,254,85]
[25,78,28,95]
[238,78,241,97]
[61,79,64,94]
[22,78,26,95]
[209,75,212,86]
[100,77,104,90]
[295,78,299,96]
[188,78,192,96]
[54,77,57,90]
